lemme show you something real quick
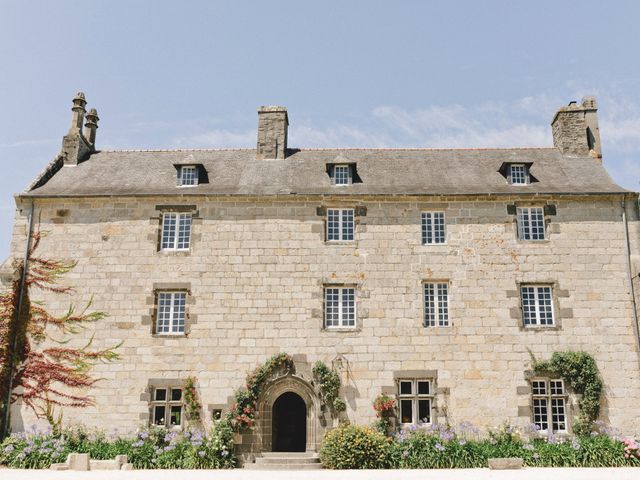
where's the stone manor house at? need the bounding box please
[6,93,640,454]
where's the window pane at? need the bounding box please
[156,293,172,333]
[518,207,545,241]
[537,287,554,325]
[170,405,182,426]
[400,399,413,424]
[341,209,354,241]
[400,381,413,395]
[551,398,566,431]
[418,399,431,424]
[172,293,186,333]
[171,388,182,401]
[417,381,430,395]
[180,166,197,186]
[153,405,166,425]
[424,283,436,327]
[324,288,339,327]
[342,288,355,326]
[161,213,177,249]
[422,212,445,245]
[532,380,547,395]
[334,165,351,185]
[327,209,340,241]
[176,214,191,250]
[437,283,449,326]
[154,388,167,401]
[532,398,548,431]
[510,165,527,185]
[550,380,564,395]
[433,212,445,244]
[521,286,537,325]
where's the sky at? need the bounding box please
[1,0,639,260]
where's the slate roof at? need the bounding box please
[22,147,628,197]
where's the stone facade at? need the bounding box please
[6,95,640,451]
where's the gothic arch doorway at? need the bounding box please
[272,392,307,452]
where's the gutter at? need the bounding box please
[1,200,35,440]
[622,194,640,354]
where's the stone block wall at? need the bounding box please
[8,193,640,436]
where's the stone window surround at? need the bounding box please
[322,283,358,331]
[318,281,364,333]
[421,210,447,245]
[142,283,196,337]
[388,370,447,426]
[139,378,184,426]
[531,378,568,434]
[316,205,367,245]
[517,371,575,435]
[150,205,201,254]
[397,378,434,425]
[506,202,556,243]
[508,281,571,331]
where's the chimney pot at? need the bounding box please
[70,91,87,133]
[84,108,99,145]
[256,106,288,159]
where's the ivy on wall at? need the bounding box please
[312,361,346,414]
[532,351,603,435]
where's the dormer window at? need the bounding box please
[509,164,529,185]
[178,165,198,186]
[327,163,361,186]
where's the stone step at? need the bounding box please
[260,452,319,458]
[255,456,320,464]
[245,462,323,470]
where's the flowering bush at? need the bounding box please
[0,422,236,469]
[373,394,395,418]
[320,424,392,469]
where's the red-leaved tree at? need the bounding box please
[0,229,119,437]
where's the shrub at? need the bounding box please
[0,422,236,469]
[320,424,391,469]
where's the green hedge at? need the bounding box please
[320,424,392,469]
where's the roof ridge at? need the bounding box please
[97,146,556,153]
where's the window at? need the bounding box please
[178,166,198,186]
[161,213,192,250]
[517,207,545,240]
[155,291,187,334]
[424,283,449,327]
[509,164,529,185]
[421,212,446,244]
[327,209,354,241]
[532,379,567,433]
[333,165,352,185]
[151,386,183,427]
[324,287,356,328]
[520,285,554,326]
[398,379,433,424]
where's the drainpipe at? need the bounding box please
[622,195,640,354]
[1,199,34,440]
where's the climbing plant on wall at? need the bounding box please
[531,350,603,435]
[312,361,346,415]
[184,376,203,429]
[226,352,295,432]
[0,228,119,439]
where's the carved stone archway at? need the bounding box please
[257,374,321,453]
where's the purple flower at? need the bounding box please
[435,442,445,452]
[458,439,466,446]
[440,431,454,442]
[163,445,174,452]
[132,440,144,448]
[3,445,14,453]
[523,443,534,451]
[571,439,581,451]
[533,453,540,460]
[402,450,410,458]
[138,431,149,439]
[198,451,206,457]
[221,450,229,457]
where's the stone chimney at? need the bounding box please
[84,108,99,145]
[61,91,97,165]
[257,106,288,159]
[551,96,602,159]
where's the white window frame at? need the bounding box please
[421,211,446,244]
[509,164,529,185]
[324,286,356,329]
[161,212,192,251]
[531,378,567,433]
[517,206,546,241]
[151,386,184,428]
[423,282,449,327]
[155,291,187,335]
[398,379,433,425]
[333,164,352,186]
[520,284,555,326]
[178,165,198,187]
[326,208,355,242]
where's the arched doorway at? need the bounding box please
[272,392,307,452]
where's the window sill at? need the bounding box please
[322,327,359,333]
[152,333,188,338]
[522,325,560,332]
[176,185,198,188]
[420,242,448,246]
[325,241,356,246]
[516,239,550,244]
[157,249,191,255]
